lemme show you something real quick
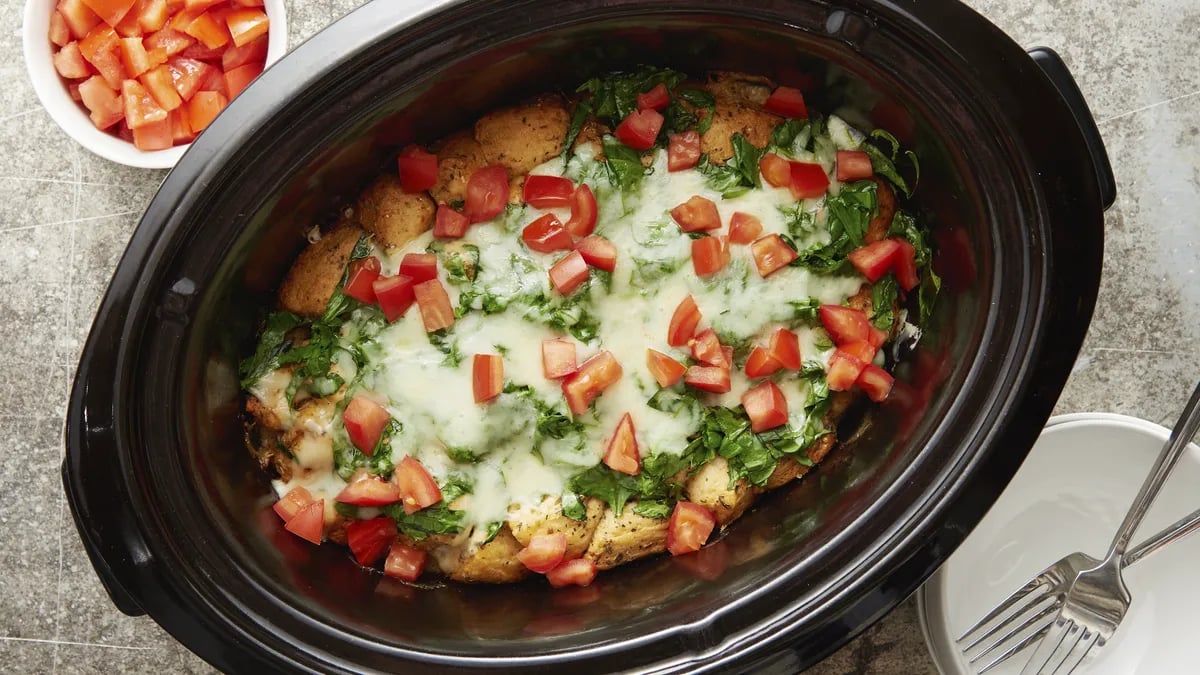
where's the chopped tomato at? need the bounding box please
[847,238,901,282]
[79,25,123,89]
[667,295,702,347]
[768,328,802,370]
[53,42,91,79]
[221,34,266,70]
[183,11,230,49]
[840,340,877,365]
[413,279,455,332]
[691,237,727,277]
[224,7,268,47]
[670,195,721,232]
[523,174,575,208]
[372,274,415,322]
[168,109,193,143]
[826,350,867,391]
[433,204,469,238]
[394,456,442,514]
[728,212,763,245]
[343,256,382,303]
[764,86,808,119]
[819,305,870,345]
[750,234,798,277]
[184,89,226,132]
[637,82,670,111]
[561,351,622,415]
[121,78,167,128]
[857,364,895,402]
[522,213,574,253]
[394,145,437,193]
[50,11,71,46]
[144,27,194,57]
[284,500,324,545]
[575,235,616,272]
[80,0,137,28]
[137,0,169,32]
[868,323,888,349]
[383,542,427,581]
[789,162,830,199]
[893,238,920,291]
[472,354,504,403]
[541,339,577,379]
[343,395,391,454]
[690,329,724,367]
[112,5,142,37]
[464,165,508,223]
[565,184,597,237]
[742,381,788,432]
[272,485,314,522]
[836,150,874,181]
[224,61,263,99]
[667,131,701,172]
[603,412,641,475]
[684,365,731,394]
[666,502,716,556]
[166,56,209,99]
[59,0,101,40]
[546,558,598,588]
[397,253,437,284]
[118,37,152,78]
[614,108,663,151]
[744,346,782,379]
[131,116,171,150]
[336,473,401,507]
[646,349,686,387]
[141,65,182,111]
[517,533,567,573]
[549,250,589,295]
[178,38,223,61]
[759,152,792,188]
[346,517,397,566]
[78,76,124,129]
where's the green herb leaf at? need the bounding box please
[788,297,822,324]
[334,437,396,481]
[769,119,810,154]
[382,477,471,541]
[825,179,877,247]
[561,100,594,161]
[779,204,817,239]
[238,311,303,388]
[696,134,764,199]
[577,66,686,127]
[647,386,701,416]
[428,328,463,367]
[483,521,503,543]
[561,492,586,521]
[864,129,918,198]
[871,275,899,333]
[634,500,672,519]
[568,464,640,516]
[446,446,483,464]
[602,135,647,190]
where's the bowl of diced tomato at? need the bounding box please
[24,0,287,168]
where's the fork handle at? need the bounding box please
[1106,380,1200,561]
[1124,504,1200,567]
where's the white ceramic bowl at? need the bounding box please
[919,413,1200,673]
[22,0,288,169]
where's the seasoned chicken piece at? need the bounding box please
[449,526,530,583]
[705,71,775,106]
[245,367,294,431]
[699,72,781,164]
[356,174,435,249]
[474,96,570,176]
[684,457,756,526]
[277,226,363,317]
[280,397,336,480]
[763,456,810,490]
[430,131,487,206]
[584,504,670,570]
[572,118,609,160]
[807,433,837,465]
[865,178,896,243]
[845,284,873,314]
[508,496,604,559]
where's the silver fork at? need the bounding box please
[958,380,1200,674]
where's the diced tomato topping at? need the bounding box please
[144,27,194,57]
[565,184,598,237]
[819,305,871,345]
[744,346,782,379]
[670,195,721,233]
[667,295,702,347]
[826,350,867,391]
[224,7,268,47]
[78,76,124,129]
[343,395,391,454]
[346,517,397,566]
[80,0,137,28]
[168,108,194,143]
[549,250,589,295]
[603,412,641,475]
[121,78,166,128]
[284,500,324,545]
[391,254,435,285]
[522,213,574,253]
[857,364,895,402]
[840,340,877,365]
[575,235,617,272]
[728,212,763,245]
[184,89,226,132]
[80,25,122,88]
[396,145,437,193]
[112,5,141,37]
[868,323,888,349]
[472,354,504,403]
[221,34,266,70]
[433,204,469,239]
[768,328,802,370]
[637,82,671,111]
[764,86,809,119]
[141,65,182,110]
[166,56,208,99]
[646,349,686,388]
[614,108,663,151]
[750,234,798,277]
[789,162,830,199]
[546,558,598,588]
[836,150,874,181]
[118,37,151,78]
[185,0,225,10]
[336,473,401,507]
[50,11,71,46]
[178,38,223,61]
[847,239,902,282]
[561,351,622,415]
[59,0,101,40]
[272,486,314,522]
[372,274,416,322]
[383,542,427,581]
[183,11,230,49]
[684,365,731,394]
[522,174,574,208]
[343,256,382,304]
[689,329,724,367]
[759,153,792,188]
[223,61,262,99]
[413,279,455,332]
[518,533,567,573]
[742,381,788,433]
[542,339,577,380]
[131,116,171,150]
[53,42,91,79]
[138,0,169,32]
[893,238,920,291]
[463,165,508,223]
[691,237,727,277]
[667,131,701,172]
[394,456,443,514]
[666,502,716,556]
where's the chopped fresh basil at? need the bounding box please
[483,521,503,543]
[561,100,593,161]
[238,311,303,388]
[864,129,919,198]
[446,445,483,464]
[561,492,587,521]
[428,328,463,367]
[664,87,716,136]
[382,476,471,541]
[634,500,672,519]
[871,274,899,333]
[602,135,647,191]
[696,134,764,198]
[568,464,639,515]
[888,211,941,323]
[647,386,701,416]
[577,66,687,127]
[826,179,877,247]
[333,502,359,518]
[779,203,818,239]
[769,119,811,155]
[788,297,822,324]
[334,437,395,481]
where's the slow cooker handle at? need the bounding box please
[1027,47,1116,210]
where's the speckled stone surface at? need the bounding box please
[1,0,1198,672]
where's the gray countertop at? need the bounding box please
[2,0,1198,672]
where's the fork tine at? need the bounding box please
[1053,629,1099,675]
[969,602,1057,668]
[1019,618,1072,675]
[977,621,1052,674]
[957,578,1051,643]
[1038,621,1084,675]
[963,587,1056,652]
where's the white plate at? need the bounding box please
[919,413,1200,674]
